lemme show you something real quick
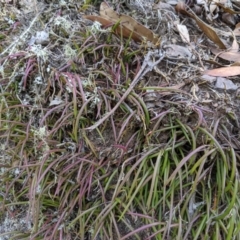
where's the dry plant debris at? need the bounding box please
[0,0,240,239]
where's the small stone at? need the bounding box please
[215,77,238,91]
[29,31,50,46]
[200,74,216,83]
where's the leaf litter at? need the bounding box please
[0,0,240,239]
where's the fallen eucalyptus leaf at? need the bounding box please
[233,22,240,36]
[211,48,240,62]
[204,66,240,77]
[84,2,160,44]
[215,2,240,14]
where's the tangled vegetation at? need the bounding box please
[0,0,240,239]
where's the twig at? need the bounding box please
[87,50,165,130]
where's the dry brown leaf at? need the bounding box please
[176,24,190,43]
[222,12,236,26]
[209,1,218,15]
[210,35,239,61]
[113,15,152,42]
[83,15,113,27]
[214,2,240,14]
[231,62,240,66]
[175,2,226,49]
[204,66,240,77]
[203,59,224,67]
[83,15,144,42]
[230,38,239,52]
[99,2,119,21]
[84,2,160,44]
[233,22,240,36]
[211,48,240,62]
